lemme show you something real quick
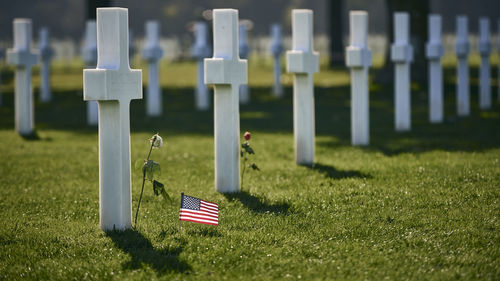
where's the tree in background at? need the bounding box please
[328,0,344,67]
[87,0,112,20]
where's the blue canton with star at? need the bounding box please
[181,195,201,211]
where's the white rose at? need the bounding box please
[150,134,163,148]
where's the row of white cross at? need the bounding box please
[4,17,259,126]
[6,8,500,231]
[349,12,500,145]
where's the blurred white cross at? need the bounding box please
[7,18,39,136]
[346,11,371,145]
[142,20,163,116]
[287,9,319,164]
[391,12,413,131]
[426,14,444,123]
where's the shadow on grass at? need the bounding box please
[309,163,371,180]
[106,229,191,274]
[20,131,41,141]
[223,191,290,215]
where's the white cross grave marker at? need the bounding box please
[478,17,492,110]
[270,24,284,98]
[455,16,470,116]
[83,8,142,231]
[346,11,372,146]
[142,20,164,116]
[191,21,211,110]
[39,27,54,103]
[82,20,98,126]
[7,18,39,136]
[426,14,444,123]
[239,23,250,104]
[391,12,413,131]
[205,9,247,193]
[287,9,319,164]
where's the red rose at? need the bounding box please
[244,132,251,141]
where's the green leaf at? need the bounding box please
[152,180,160,196]
[153,180,172,203]
[246,146,255,154]
[249,163,260,171]
[242,143,255,155]
[143,160,161,181]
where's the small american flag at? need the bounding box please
[179,193,219,226]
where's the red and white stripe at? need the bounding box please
[180,200,219,226]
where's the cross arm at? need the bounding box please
[287,9,319,74]
[204,58,247,86]
[391,44,413,63]
[84,8,142,102]
[7,49,39,67]
[84,69,142,101]
[286,51,319,74]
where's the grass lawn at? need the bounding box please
[0,62,499,280]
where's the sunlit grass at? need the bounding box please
[0,61,499,280]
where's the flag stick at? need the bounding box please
[179,192,184,231]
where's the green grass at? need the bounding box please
[0,63,499,280]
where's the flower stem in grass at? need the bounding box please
[134,140,154,228]
[241,155,247,190]
[240,133,258,191]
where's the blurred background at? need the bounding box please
[1,0,499,67]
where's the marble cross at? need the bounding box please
[455,16,470,116]
[478,17,492,110]
[425,14,444,123]
[286,9,319,164]
[239,23,250,104]
[346,11,372,145]
[205,9,247,193]
[82,20,98,126]
[83,8,142,231]
[391,12,413,131]
[7,18,39,136]
[142,20,164,116]
[39,27,54,103]
[270,24,284,98]
[191,21,211,110]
